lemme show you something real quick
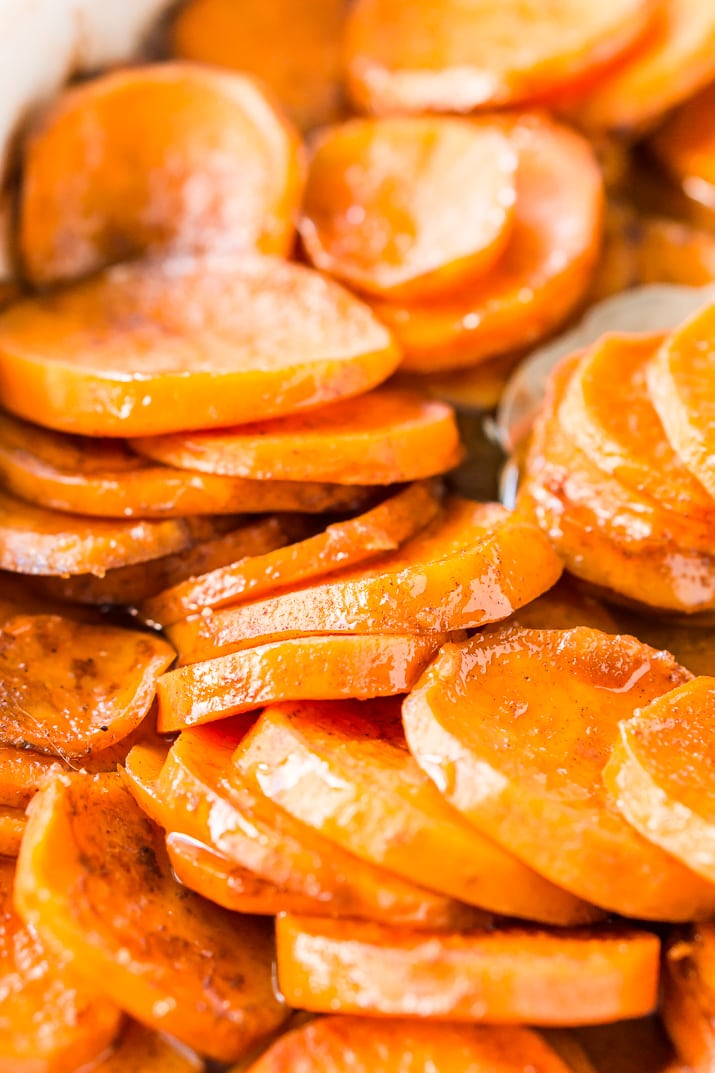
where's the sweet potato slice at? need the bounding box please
[560,333,715,514]
[234,699,601,924]
[92,1019,203,1073]
[604,677,715,883]
[170,0,345,131]
[157,724,480,930]
[14,774,287,1062]
[19,63,304,285]
[300,118,517,301]
[663,932,715,1073]
[132,387,462,484]
[0,411,375,518]
[167,497,562,663]
[142,482,440,626]
[648,301,715,500]
[276,914,660,1025]
[157,633,448,730]
[245,1016,576,1073]
[344,0,653,113]
[0,488,192,576]
[570,0,715,134]
[403,624,715,920]
[0,256,400,438]
[0,611,174,756]
[0,856,121,1072]
[369,115,602,373]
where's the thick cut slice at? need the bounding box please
[369,116,602,373]
[0,612,173,756]
[132,387,462,484]
[170,0,345,131]
[14,774,287,1063]
[300,117,517,301]
[0,489,192,575]
[648,301,715,500]
[344,0,653,113]
[604,677,715,882]
[0,412,375,518]
[560,333,715,515]
[663,932,715,1073]
[245,1016,576,1073]
[157,634,447,731]
[157,724,480,930]
[20,63,304,285]
[0,255,400,437]
[167,498,562,663]
[120,742,172,828]
[142,483,440,626]
[91,1019,203,1073]
[0,856,121,1073]
[234,700,601,924]
[403,625,715,920]
[571,0,715,134]
[276,914,660,1025]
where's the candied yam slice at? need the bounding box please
[559,333,715,514]
[167,497,562,663]
[0,489,191,576]
[604,677,715,883]
[276,914,660,1025]
[648,301,715,500]
[132,387,462,484]
[121,742,172,827]
[571,0,715,134]
[0,256,400,438]
[19,62,304,286]
[0,411,374,519]
[170,0,345,131]
[370,115,602,373]
[92,1019,204,1073]
[234,700,601,924]
[300,117,517,301]
[142,482,441,626]
[160,724,480,930]
[402,625,715,920]
[652,82,715,192]
[246,1016,576,1073]
[14,774,287,1063]
[0,856,122,1072]
[0,612,174,756]
[344,0,654,114]
[157,633,447,731]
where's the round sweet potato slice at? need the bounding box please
[19,62,304,285]
[403,624,715,920]
[14,773,288,1063]
[344,0,653,113]
[0,255,400,438]
[276,913,660,1025]
[300,117,518,301]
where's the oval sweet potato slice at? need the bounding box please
[132,387,462,484]
[403,624,715,920]
[167,497,562,663]
[19,62,304,285]
[170,0,345,131]
[369,115,602,373]
[246,1016,576,1073]
[157,633,448,730]
[233,699,601,925]
[0,411,375,518]
[344,0,653,113]
[0,856,122,1072]
[300,117,517,301]
[14,773,288,1063]
[156,723,481,930]
[0,611,174,757]
[141,482,441,626]
[276,914,660,1025]
[604,677,715,883]
[0,255,400,438]
[92,1019,203,1073]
